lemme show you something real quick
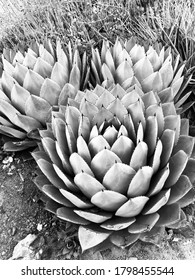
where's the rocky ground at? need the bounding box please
[0,149,195,260]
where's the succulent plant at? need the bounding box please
[32,84,195,252]
[0,39,89,151]
[90,38,188,111]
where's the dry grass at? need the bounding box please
[0,0,147,51]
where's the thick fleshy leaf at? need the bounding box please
[91,149,122,181]
[159,61,174,88]
[57,207,90,225]
[103,163,136,194]
[23,69,44,96]
[160,129,175,168]
[33,175,50,191]
[74,209,112,224]
[36,158,66,190]
[149,139,162,173]
[33,57,52,78]
[142,189,171,215]
[60,189,93,209]
[172,135,194,157]
[88,135,110,157]
[41,137,62,168]
[53,164,78,192]
[156,203,180,226]
[128,213,160,233]
[45,199,60,214]
[0,125,26,139]
[127,166,153,197]
[91,190,127,211]
[69,153,94,177]
[115,60,134,84]
[42,185,74,207]
[144,115,158,157]
[107,98,128,122]
[111,136,135,164]
[116,196,149,218]
[78,225,112,252]
[164,115,180,144]
[23,52,37,69]
[167,175,192,205]
[133,56,153,82]
[176,188,195,208]
[25,95,51,124]
[11,84,30,114]
[110,230,140,249]
[40,78,61,105]
[101,63,114,83]
[102,125,118,146]
[128,100,146,131]
[164,150,188,188]
[182,159,195,184]
[147,164,170,197]
[145,104,164,137]
[141,72,163,93]
[74,172,105,198]
[130,141,148,170]
[51,62,68,88]
[14,114,42,133]
[69,64,80,91]
[77,135,91,164]
[101,216,135,231]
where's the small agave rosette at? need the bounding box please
[33,84,195,252]
[0,40,89,150]
[91,38,186,106]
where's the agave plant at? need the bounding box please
[0,39,90,151]
[90,37,189,111]
[32,83,195,252]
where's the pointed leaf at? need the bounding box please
[74,209,112,224]
[74,172,105,198]
[57,207,90,225]
[23,69,44,96]
[103,163,136,194]
[42,185,74,207]
[79,225,112,252]
[142,189,171,215]
[101,216,135,231]
[91,190,127,212]
[127,166,153,197]
[91,149,122,181]
[128,213,160,233]
[116,196,149,218]
[130,141,148,171]
[60,189,93,209]
[69,152,94,176]
[156,203,180,226]
[164,150,188,188]
[25,95,51,124]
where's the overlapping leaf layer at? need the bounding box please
[32,84,195,252]
[0,40,89,150]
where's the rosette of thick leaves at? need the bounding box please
[0,39,89,151]
[90,38,189,111]
[32,84,195,252]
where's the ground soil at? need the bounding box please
[0,150,195,260]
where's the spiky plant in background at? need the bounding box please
[32,84,195,252]
[0,39,89,151]
[90,37,190,113]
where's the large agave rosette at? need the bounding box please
[33,84,195,252]
[0,40,89,151]
[90,38,189,110]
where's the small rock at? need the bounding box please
[9,234,37,260]
[37,223,43,231]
